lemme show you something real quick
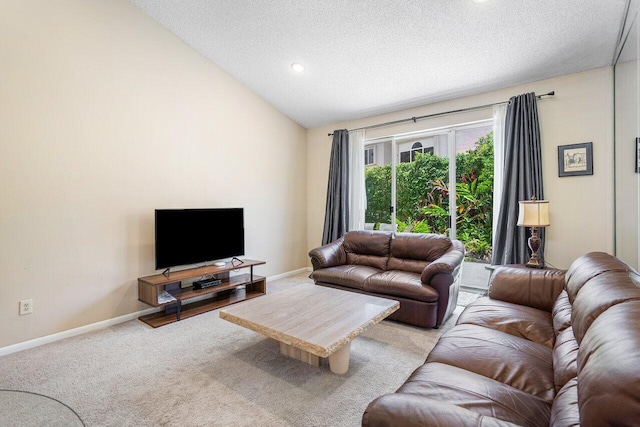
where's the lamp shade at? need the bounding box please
[517,200,550,227]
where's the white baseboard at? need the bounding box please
[0,267,312,357]
[0,306,159,357]
[267,267,311,282]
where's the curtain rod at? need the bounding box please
[327,91,555,136]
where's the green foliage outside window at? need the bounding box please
[365,132,494,261]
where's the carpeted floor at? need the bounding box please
[0,273,479,427]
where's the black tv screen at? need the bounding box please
[155,208,244,270]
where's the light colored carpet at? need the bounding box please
[0,273,478,427]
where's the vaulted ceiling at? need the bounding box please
[129,0,628,128]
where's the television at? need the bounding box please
[154,208,244,270]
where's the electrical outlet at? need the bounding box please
[19,299,33,315]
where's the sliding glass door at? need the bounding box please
[363,121,494,263]
[394,132,451,235]
[453,124,494,261]
[364,139,394,230]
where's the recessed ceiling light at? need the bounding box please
[472,0,489,3]
[291,63,305,73]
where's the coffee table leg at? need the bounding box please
[329,342,351,374]
[279,342,320,367]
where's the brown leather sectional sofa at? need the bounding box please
[308,230,465,328]
[363,252,640,426]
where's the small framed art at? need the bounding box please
[558,142,593,177]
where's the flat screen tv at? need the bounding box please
[155,208,244,270]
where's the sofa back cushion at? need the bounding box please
[565,252,634,303]
[489,267,566,313]
[343,230,391,270]
[550,378,580,427]
[571,270,640,343]
[565,252,640,343]
[576,300,640,426]
[387,233,451,274]
[552,290,572,334]
[552,326,578,392]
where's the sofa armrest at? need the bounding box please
[421,240,465,284]
[308,237,346,270]
[488,266,566,312]
[363,394,520,427]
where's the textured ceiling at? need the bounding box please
[129,0,628,129]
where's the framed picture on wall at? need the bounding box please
[558,142,593,177]
[636,138,640,173]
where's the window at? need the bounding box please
[400,141,434,162]
[363,122,494,259]
[410,142,423,161]
[364,147,375,166]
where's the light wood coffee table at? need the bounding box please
[219,283,399,374]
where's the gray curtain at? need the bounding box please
[322,130,350,245]
[492,93,544,265]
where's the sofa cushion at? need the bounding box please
[565,251,635,304]
[364,394,522,427]
[391,232,451,260]
[570,270,640,343]
[549,378,579,427]
[426,324,555,402]
[387,257,428,274]
[310,265,380,291]
[396,362,551,427]
[488,267,566,312]
[364,271,439,302]
[552,327,578,392]
[552,290,572,334]
[343,231,391,270]
[456,297,555,348]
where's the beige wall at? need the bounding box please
[0,0,307,348]
[308,67,614,270]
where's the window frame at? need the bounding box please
[364,146,375,166]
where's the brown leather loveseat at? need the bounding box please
[308,230,465,328]
[363,252,640,426]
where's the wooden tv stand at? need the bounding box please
[137,259,266,328]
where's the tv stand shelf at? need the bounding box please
[137,259,266,328]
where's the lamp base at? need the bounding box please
[526,257,545,269]
[526,227,545,269]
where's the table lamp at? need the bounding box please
[517,196,550,268]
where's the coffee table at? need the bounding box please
[219,283,399,374]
